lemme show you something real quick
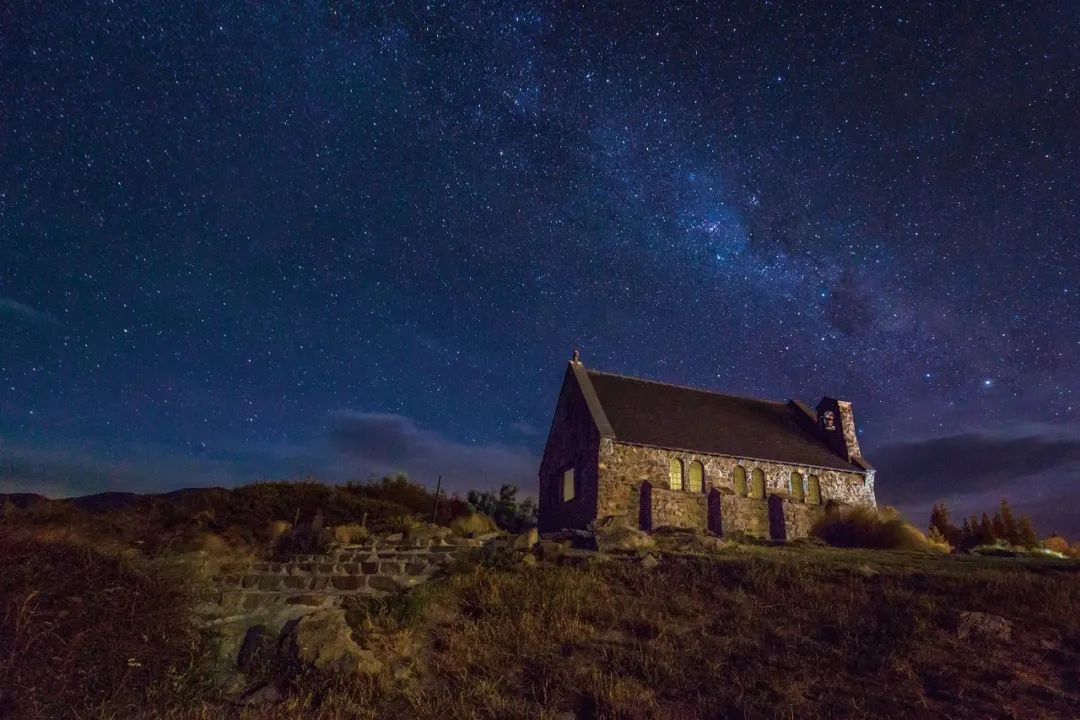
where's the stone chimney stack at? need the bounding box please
[815,397,863,464]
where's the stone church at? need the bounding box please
[538,353,877,539]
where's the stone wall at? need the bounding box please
[649,485,707,529]
[718,494,770,538]
[598,440,870,539]
[538,367,601,532]
[211,539,463,614]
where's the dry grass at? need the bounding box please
[193,546,1078,720]
[813,505,950,553]
[0,534,215,719]
[4,525,1078,720]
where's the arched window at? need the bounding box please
[733,465,747,497]
[807,475,821,504]
[749,468,765,499]
[790,471,805,502]
[668,458,684,491]
[688,460,704,493]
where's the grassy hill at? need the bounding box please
[1,483,1078,719]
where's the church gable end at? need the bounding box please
[538,362,602,532]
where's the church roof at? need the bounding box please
[582,368,862,472]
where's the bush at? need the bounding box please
[1044,534,1070,555]
[812,505,948,552]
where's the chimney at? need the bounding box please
[815,397,863,463]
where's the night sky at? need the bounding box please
[2,2,1078,535]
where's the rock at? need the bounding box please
[521,553,538,567]
[958,611,1012,641]
[638,554,660,570]
[536,540,569,562]
[238,683,281,706]
[474,531,506,543]
[383,533,404,542]
[406,523,452,543]
[449,513,499,538]
[288,608,384,675]
[591,516,655,553]
[856,564,879,578]
[511,527,540,552]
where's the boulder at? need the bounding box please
[287,608,383,675]
[958,611,1012,642]
[511,527,540,552]
[638,554,660,570]
[238,683,282,706]
[449,513,499,538]
[406,523,453,543]
[536,540,570,562]
[591,516,655,553]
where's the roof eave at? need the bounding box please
[570,360,616,439]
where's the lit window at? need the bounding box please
[807,475,821,504]
[733,465,747,497]
[562,468,575,502]
[749,468,765,499]
[790,471,805,502]
[668,458,684,490]
[688,461,704,493]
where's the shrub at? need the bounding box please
[466,484,538,533]
[812,505,947,552]
[1043,534,1070,555]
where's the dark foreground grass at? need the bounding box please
[0,535,216,720]
[4,537,1079,720]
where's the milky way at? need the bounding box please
[2,2,1078,533]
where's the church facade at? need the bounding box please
[538,353,876,539]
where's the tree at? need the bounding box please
[959,516,974,549]
[998,499,1018,545]
[991,509,1006,542]
[975,513,995,546]
[466,484,537,533]
[1014,515,1038,548]
[929,503,961,546]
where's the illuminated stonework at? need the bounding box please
[538,355,877,540]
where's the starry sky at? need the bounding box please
[2,2,1078,535]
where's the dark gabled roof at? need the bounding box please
[584,369,861,472]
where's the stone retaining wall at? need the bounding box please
[210,538,472,614]
[650,486,707,529]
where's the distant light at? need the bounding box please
[982,378,994,387]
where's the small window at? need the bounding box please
[807,475,821,504]
[733,465,747,497]
[749,468,765,499]
[669,458,684,490]
[688,461,704,493]
[790,471,805,502]
[562,468,575,502]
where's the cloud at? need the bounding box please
[0,298,59,326]
[327,411,538,495]
[874,432,1080,506]
[874,431,1080,537]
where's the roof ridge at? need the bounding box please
[585,368,789,407]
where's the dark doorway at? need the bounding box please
[707,488,722,535]
[768,495,787,541]
[639,481,653,531]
